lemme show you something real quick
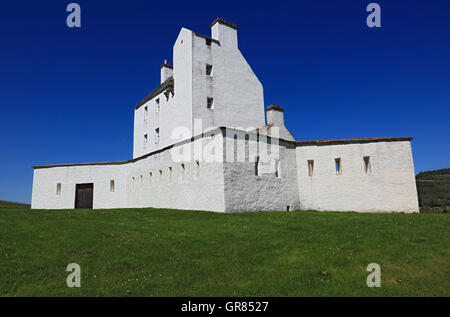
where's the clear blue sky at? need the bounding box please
[0,0,449,203]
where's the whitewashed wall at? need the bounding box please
[32,164,128,209]
[191,25,265,131]
[295,141,419,213]
[222,129,300,212]
[133,28,193,158]
[32,130,226,212]
[133,23,265,159]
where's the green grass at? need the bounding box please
[416,168,450,213]
[0,207,449,297]
[0,200,30,209]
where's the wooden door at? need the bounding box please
[75,183,94,209]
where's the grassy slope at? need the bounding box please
[0,201,30,209]
[416,168,450,213]
[0,207,448,297]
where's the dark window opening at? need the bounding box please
[364,156,372,175]
[207,97,214,109]
[335,158,341,175]
[206,64,213,76]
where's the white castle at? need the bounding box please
[32,18,419,213]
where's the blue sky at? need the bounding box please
[0,0,449,203]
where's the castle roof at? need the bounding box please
[211,18,238,30]
[295,136,413,145]
[32,126,413,169]
[134,77,174,110]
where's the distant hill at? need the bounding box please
[416,168,450,213]
[0,200,31,209]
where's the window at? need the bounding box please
[276,159,281,178]
[180,163,185,183]
[255,156,260,176]
[155,99,160,126]
[335,158,341,175]
[308,160,314,177]
[132,177,135,189]
[155,128,160,144]
[144,106,148,120]
[168,167,172,183]
[205,38,212,46]
[144,134,148,147]
[207,97,214,109]
[206,64,213,76]
[110,180,115,192]
[140,175,143,184]
[159,170,163,183]
[364,156,372,175]
[56,183,61,195]
[195,160,200,179]
[149,172,153,184]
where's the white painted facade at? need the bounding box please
[31,18,419,213]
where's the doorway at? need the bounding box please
[75,183,94,209]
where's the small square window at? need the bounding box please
[206,64,213,76]
[207,97,214,109]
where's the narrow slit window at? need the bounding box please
[149,172,152,184]
[335,158,341,175]
[255,156,260,176]
[155,128,160,144]
[168,167,172,183]
[180,163,185,183]
[144,106,148,120]
[207,97,214,109]
[144,134,148,146]
[110,180,115,192]
[56,183,61,195]
[132,177,135,189]
[364,156,372,175]
[276,159,281,178]
[206,64,213,76]
[159,170,163,183]
[195,160,200,179]
[308,160,314,177]
[156,98,160,111]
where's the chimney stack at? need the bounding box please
[160,59,173,84]
[211,18,238,48]
[265,105,295,141]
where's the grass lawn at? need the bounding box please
[0,206,448,296]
